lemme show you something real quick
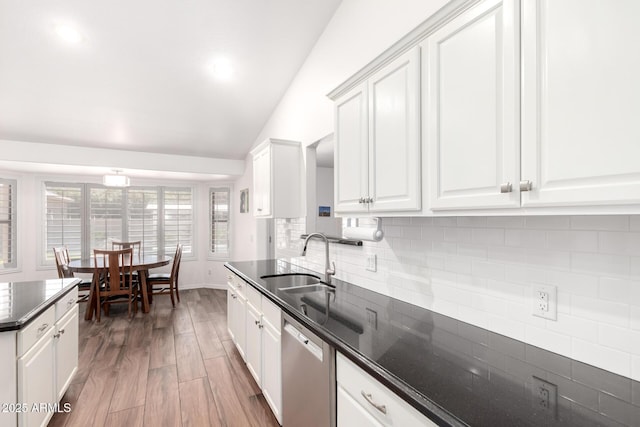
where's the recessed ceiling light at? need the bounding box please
[55,25,84,44]
[208,58,234,81]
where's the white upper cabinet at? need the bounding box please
[335,83,369,214]
[251,139,303,218]
[426,0,520,210]
[334,47,421,214]
[521,0,640,208]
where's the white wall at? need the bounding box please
[249,0,449,148]
[315,167,341,236]
[231,154,258,261]
[0,169,231,288]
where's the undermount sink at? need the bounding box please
[280,283,335,294]
[260,273,321,288]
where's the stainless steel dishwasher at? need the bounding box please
[282,312,335,427]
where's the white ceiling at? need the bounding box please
[0,0,342,161]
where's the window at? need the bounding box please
[43,182,193,262]
[0,179,17,269]
[210,187,230,258]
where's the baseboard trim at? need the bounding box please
[179,283,226,291]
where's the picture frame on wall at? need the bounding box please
[240,188,249,213]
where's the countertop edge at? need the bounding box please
[224,263,465,427]
[0,278,81,332]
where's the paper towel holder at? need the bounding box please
[342,217,384,242]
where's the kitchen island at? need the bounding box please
[226,260,639,427]
[0,278,80,427]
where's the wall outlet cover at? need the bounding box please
[532,283,557,321]
[366,254,377,272]
[531,376,558,417]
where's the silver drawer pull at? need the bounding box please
[361,391,387,414]
[500,182,512,193]
[67,299,75,306]
[520,180,533,192]
[231,293,237,299]
[53,332,61,339]
[255,320,260,325]
[37,323,49,334]
[59,328,65,335]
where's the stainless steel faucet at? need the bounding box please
[301,232,336,284]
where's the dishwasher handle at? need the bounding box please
[284,321,324,362]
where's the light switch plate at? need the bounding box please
[366,254,377,272]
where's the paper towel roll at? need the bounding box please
[343,226,384,241]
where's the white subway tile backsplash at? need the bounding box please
[598,324,640,355]
[572,294,630,328]
[471,260,505,281]
[505,229,546,248]
[546,313,598,343]
[547,230,599,253]
[276,214,640,381]
[525,325,572,356]
[525,216,571,230]
[599,232,640,256]
[572,253,630,276]
[472,228,505,246]
[572,339,631,379]
[599,277,636,304]
[571,215,629,231]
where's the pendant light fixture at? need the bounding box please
[103,169,130,187]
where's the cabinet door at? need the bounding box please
[368,46,421,212]
[253,147,272,216]
[335,82,369,213]
[226,283,237,343]
[234,292,247,361]
[18,334,55,427]
[245,302,262,388]
[262,321,282,424]
[55,306,79,400]
[337,385,384,427]
[521,0,640,207]
[427,0,520,210]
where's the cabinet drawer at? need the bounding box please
[55,287,79,321]
[246,284,261,310]
[262,297,281,331]
[336,353,436,427]
[18,305,55,357]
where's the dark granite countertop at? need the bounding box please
[226,259,640,427]
[0,278,80,332]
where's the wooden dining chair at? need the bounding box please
[53,246,92,302]
[93,248,138,321]
[147,244,182,307]
[111,240,142,260]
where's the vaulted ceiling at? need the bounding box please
[0,0,342,161]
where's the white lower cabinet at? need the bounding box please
[15,287,79,427]
[336,352,437,427]
[227,272,282,424]
[227,274,247,361]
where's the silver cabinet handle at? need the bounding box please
[358,197,364,204]
[37,323,49,335]
[257,208,263,212]
[366,197,374,203]
[53,332,61,339]
[67,299,75,306]
[59,328,65,335]
[361,391,387,414]
[231,293,237,299]
[258,324,264,329]
[500,182,512,193]
[255,320,260,325]
[520,180,533,192]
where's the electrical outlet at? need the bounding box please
[366,254,377,272]
[532,284,557,320]
[366,307,378,329]
[531,376,557,416]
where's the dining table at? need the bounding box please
[68,254,172,320]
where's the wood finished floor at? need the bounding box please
[49,288,280,427]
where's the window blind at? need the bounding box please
[210,187,230,257]
[0,179,16,268]
[162,188,193,256]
